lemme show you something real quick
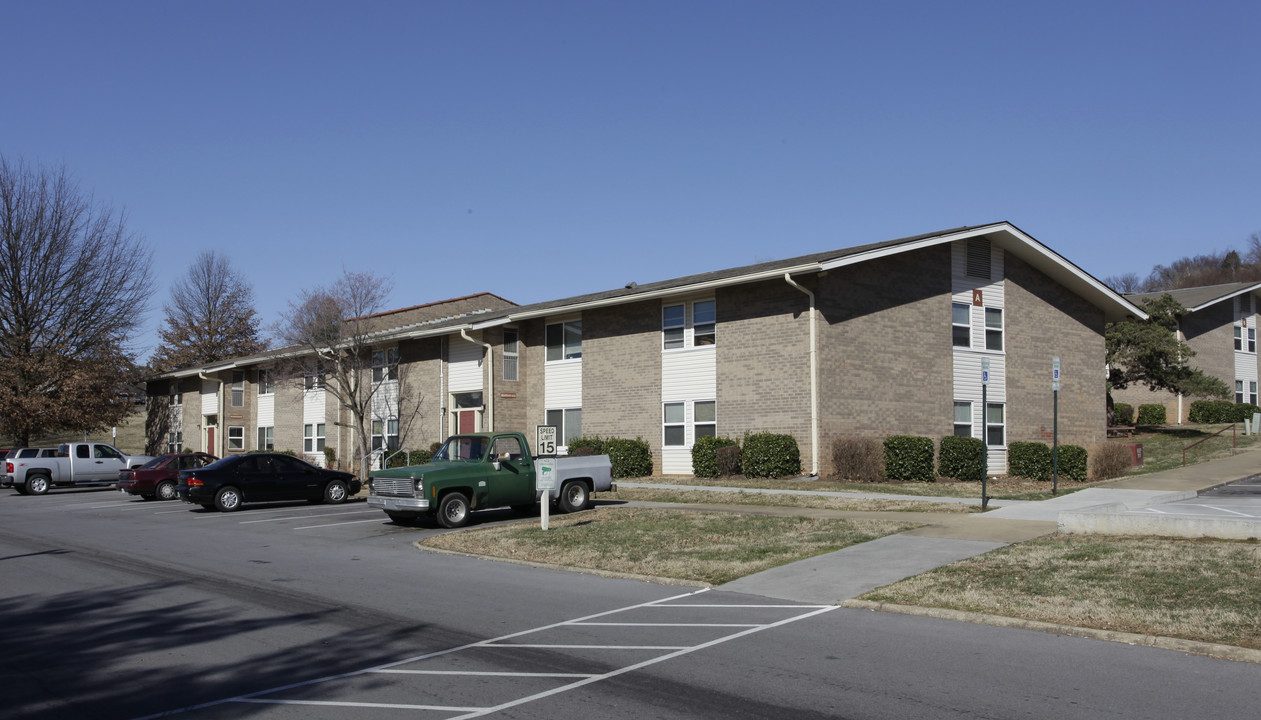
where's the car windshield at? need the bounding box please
[432,436,488,462]
[139,455,172,470]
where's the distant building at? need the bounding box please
[147,222,1140,476]
[1115,282,1261,423]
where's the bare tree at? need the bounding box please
[150,250,266,372]
[275,269,406,480]
[0,156,153,446]
[1104,272,1143,293]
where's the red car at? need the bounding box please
[118,453,218,501]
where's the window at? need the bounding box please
[1251,382,1258,406]
[257,369,274,395]
[1235,326,1243,351]
[694,401,716,439]
[503,329,519,381]
[1237,380,1245,404]
[546,320,582,361]
[167,430,182,454]
[984,308,1003,351]
[546,408,582,446]
[304,423,326,453]
[231,372,244,407]
[257,426,274,451]
[1251,328,1257,353]
[228,426,244,450]
[662,403,685,446]
[492,435,524,461]
[953,402,973,437]
[371,418,400,452]
[693,300,716,346]
[985,403,1005,447]
[372,348,399,383]
[169,381,182,406]
[94,445,123,460]
[304,370,325,390]
[663,305,685,350]
[952,303,971,347]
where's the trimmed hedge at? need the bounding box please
[566,435,606,455]
[557,435,652,477]
[1112,402,1134,425]
[1008,441,1053,480]
[741,433,801,478]
[883,435,935,482]
[692,436,739,478]
[1135,404,1166,425]
[1058,444,1088,482]
[387,448,434,468]
[937,435,984,481]
[1189,400,1261,424]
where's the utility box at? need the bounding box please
[1125,443,1144,467]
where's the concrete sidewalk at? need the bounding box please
[710,447,1261,603]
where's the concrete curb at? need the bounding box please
[841,599,1261,665]
[413,539,711,588]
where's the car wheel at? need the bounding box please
[558,480,590,513]
[436,492,471,529]
[25,474,50,496]
[156,480,178,501]
[323,479,348,504]
[213,486,242,512]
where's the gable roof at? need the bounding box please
[1124,282,1261,313]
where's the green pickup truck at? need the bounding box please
[366,431,614,528]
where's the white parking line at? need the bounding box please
[129,588,837,720]
[292,517,388,530]
[240,509,379,524]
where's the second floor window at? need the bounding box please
[257,369,274,395]
[985,308,1004,351]
[231,372,244,407]
[952,303,971,347]
[503,329,519,381]
[546,321,582,361]
[372,348,399,383]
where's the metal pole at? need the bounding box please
[1052,389,1059,495]
[981,383,989,510]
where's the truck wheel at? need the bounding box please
[436,492,471,528]
[25,474,50,496]
[558,480,590,513]
[214,486,242,512]
[322,479,349,504]
[155,480,177,501]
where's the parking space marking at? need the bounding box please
[132,588,836,720]
[240,509,379,524]
[292,517,389,530]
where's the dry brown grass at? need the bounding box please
[420,507,919,585]
[861,534,1261,650]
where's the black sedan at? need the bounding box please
[177,453,360,512]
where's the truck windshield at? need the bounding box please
[433,436,488,462]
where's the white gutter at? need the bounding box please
[461,328,494,431]
[784,273,819,476]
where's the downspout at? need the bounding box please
[1176,317,1185,424]
[439,336,447,439]
[461,328,494,432]
[784,274,819,476]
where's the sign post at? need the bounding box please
[1052,357,1061,495]
[981,357,990,510]
[536,460,556,530]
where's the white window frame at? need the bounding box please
[304,423,326,453]
[663,300,716,351]
[257,426,274,451]
[984,307,1004,352]
[985,403,1005,448]
[230,371,245,407]
[1235,326,1243,351]
[1237,380,1245,405]
[257,369,274,396]
[503,328,519,381]
[952,303,971,348]
[953,401,973,437]
[694,400,716,439]
[1250,328,1257,354]
[167,429,182,454]
[693,300,716,346]
[663,402,686,447]
[227,425,245,450]
[1251,382,1258,406]
[546,320,582,362]
[663,304,685,350]
[372,347,399,383]
[545,408,582,447]
[169,381,182,407]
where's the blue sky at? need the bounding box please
[4,1,1259,361]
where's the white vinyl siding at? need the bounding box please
[201,379,218,415]
[449,337,484,392]
[662,337,718,474]
[303,378,326,466]
[544,316,583,426]
[952,240,1007,473]
[1233,296,1258,405]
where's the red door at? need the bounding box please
[206,427,215,454]
[457,411,476,433]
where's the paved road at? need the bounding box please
[2,487,1259,720]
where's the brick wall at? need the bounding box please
[1004,253,1106,448]
[1182,302,1236,396]
[582,300,662,466]
[814,246,953,475]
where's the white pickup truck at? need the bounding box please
[4,442,153,495]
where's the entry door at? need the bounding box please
[206,427,215,455]
[457,410,477,433]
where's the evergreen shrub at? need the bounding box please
[1112,403,1134,425]
[692,436,738,478]
[1008,441,1053,480]
[883,435,934,482]
[937,435,984,481]
[741,433,801,478]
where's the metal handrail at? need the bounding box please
[1182,423,1236,466]
[383,447,409,468]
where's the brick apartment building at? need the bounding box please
[1113,282,1261,424]
[147,222,1142,476]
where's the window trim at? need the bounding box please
[257,426,274,451]
[304,423,326,453]
[257,369,274,396]
[169,381,183,407]
[227,425,245,450]
[953,401,973,437]
[1237,380,1245,405]
[984,307,1004,352]
[985,403,1005,448]
[952,303,971,348]
[663,402,686,447]
[662,304,685,350]
[502,328,519,381]
[372,347,399,383]
[545,407,582,448]
[546,320,582,362]
[230,372,245,407]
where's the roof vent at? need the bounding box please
[625,281,637,289]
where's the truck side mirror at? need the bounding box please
[492,460,501,471]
